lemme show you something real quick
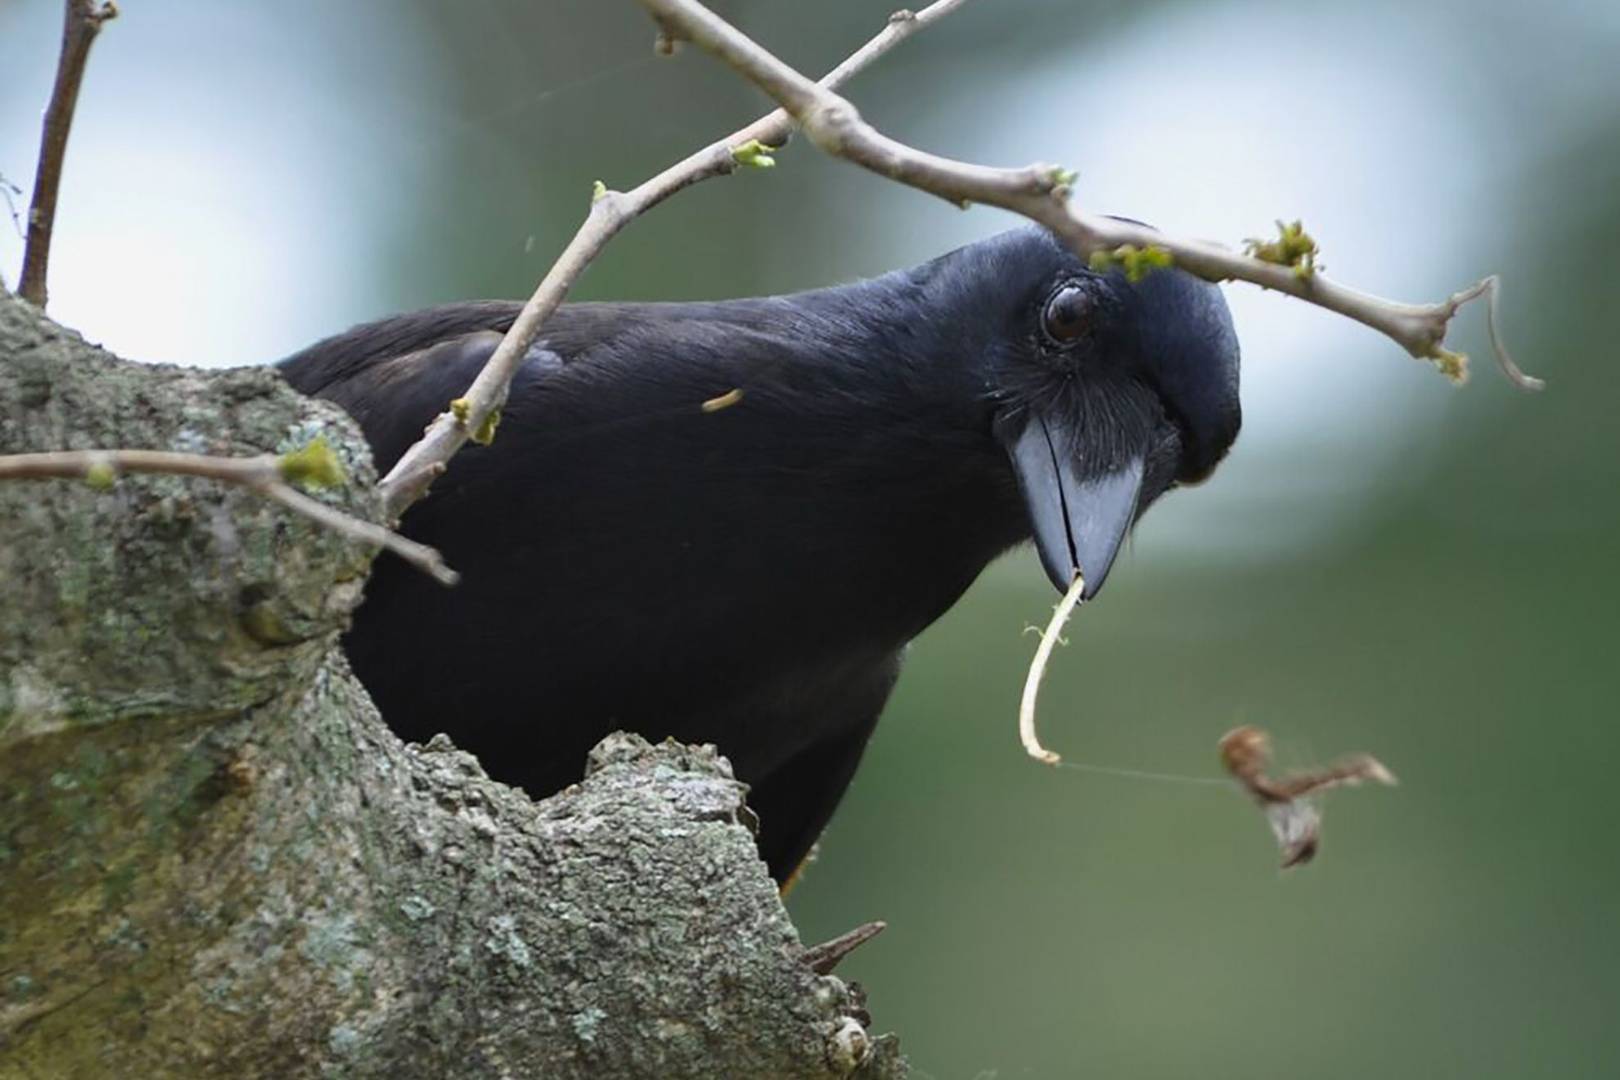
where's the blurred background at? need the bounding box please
[4,0,1616,1075]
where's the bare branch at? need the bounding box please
[638,0,1542,392]
[0,447,458,585]
[18,0,118,310]
[1449,273,1543,391]
[2,173,25,242]
[375,0,974,522]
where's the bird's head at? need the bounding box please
[922,225,1241,599]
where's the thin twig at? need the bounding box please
[1448,274,1543,391]
[637,0,1541,392]
[18,0,118,309]
[1018,572,1086,765]
[375,0,974,521]
[2,174,25,242]
[0,448,458,585]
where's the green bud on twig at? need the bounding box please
[84,460,117,491]
[591,180,608,202]
[1244,219,1321,279]
[1088,243,1174,283]
[278,437,345,489]
[450,397,500,445]
[471,407,501,446]
[730,139,779,169]
[1430,347,1470,385]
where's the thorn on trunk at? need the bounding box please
[802,920,887,975]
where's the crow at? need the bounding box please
[279,225,1241,882]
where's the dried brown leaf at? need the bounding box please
[1218,725,1397,868]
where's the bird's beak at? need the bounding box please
[995,411,1146,600]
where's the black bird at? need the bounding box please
[279,225,1241,882]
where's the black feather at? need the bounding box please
[278,225,1240,880]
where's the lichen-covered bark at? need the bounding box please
[0,292,903,1078]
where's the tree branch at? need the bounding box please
[17,0,118,310]
[2,276,902,1080]
[637,0,1543,393]
[0,447,457,585]
[375,0,976,521]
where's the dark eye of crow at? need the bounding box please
[1041,284,1091,344]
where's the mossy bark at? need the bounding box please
[0,291,902,1079]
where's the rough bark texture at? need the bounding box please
[0,291,903,1079]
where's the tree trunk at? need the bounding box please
[0,290,902,1079]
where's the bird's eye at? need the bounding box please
[1041,285,1091,344]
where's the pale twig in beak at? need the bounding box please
[1018,571,1087,764]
